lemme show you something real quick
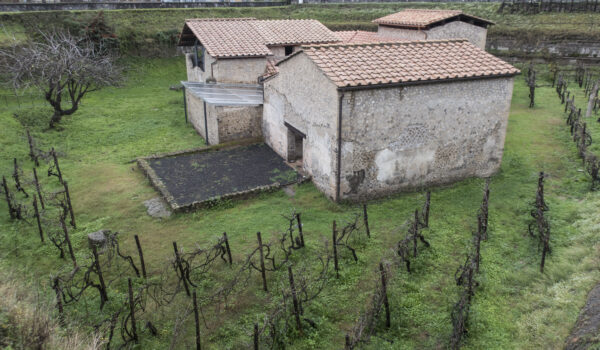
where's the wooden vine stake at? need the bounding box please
[51,147,64,184]
[223,232,233,266]
[52,277,64,326]
[363,204,370,238]
[288,266,303,335]
[413,209,419,257]
[33,196,44,242]
[92,245,108,309]
[128,278,139,343]
[134,235,147,278]
[173,241,191,297]
[32,168,44,209]
[63,181,76,229]
[424,191,431,228]
[296,213,305,247]
[27,130,39,167]
[333,220,339,278]
[256,232,268,292]
[2,176,15,219]
[253,323,259,350]
[379,262,390,328]
[193,291,201,350]
[60,215,77,267]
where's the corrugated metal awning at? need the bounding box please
[182,82,263,106]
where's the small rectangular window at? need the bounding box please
[284,46,294,56]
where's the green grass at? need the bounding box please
[1,57,600,349]
[2,3,600,54]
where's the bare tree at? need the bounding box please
[0,30,122,128]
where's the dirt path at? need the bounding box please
[566,283,600,349]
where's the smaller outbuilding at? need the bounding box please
[373,9,494,49]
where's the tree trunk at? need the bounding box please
[49,110,63,129]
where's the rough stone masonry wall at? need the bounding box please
[426,21,487,49]
[338,77,514,201]
[185,52,217,83]
[263,53,339,199]
[214,105,264,144]
[185,91,209,141]
[186,53,265,84]
[377,21,487,49]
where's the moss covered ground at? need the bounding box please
[1,58,600,349]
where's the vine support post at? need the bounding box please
[128,278,138,343]
[134,235,147,278]
[333,220,339,278]
[288,266,303,335]
[2,176,15,219]
[379,262,391,328]
[63,181,76,229]
[253,323,259,350]
[363,204,370,238]
[424,191,431,228]
[296,213,305,247]
[52,277,64,326]
[92,245,108,309]
[413,210,419,257]
[33,196,44,242]
[33,167,44,209]
[60,215,77,267]
[27,129,39,167]
[256,232,268,292]
[51,147,64,184]
[193,290,201,350]
[223,232,232,266]
[173,241,191,297]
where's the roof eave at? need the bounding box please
[336,72,520,92]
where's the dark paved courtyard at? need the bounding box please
[145,143,302,209]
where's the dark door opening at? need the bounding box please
[285,122,305,164]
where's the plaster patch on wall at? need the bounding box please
[375,148,435,183]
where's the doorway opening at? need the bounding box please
[285,122,305,166]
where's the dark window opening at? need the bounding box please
[284,45,294,56]
[193,40,205,72]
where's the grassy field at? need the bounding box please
[1,57,600,349]
[2,3,600,54]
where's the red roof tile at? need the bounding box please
[373,9,493,28]
[296,39,519,88]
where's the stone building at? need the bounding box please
[262,39,519,201]
[373,9,493,49]
[177,18,339,144]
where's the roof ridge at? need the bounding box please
[402,8,462,12]
[302,38,468,49]
[185,17,256,22]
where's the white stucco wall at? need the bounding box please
[338,77,514,201]
[263,53,339,199]
[185,52,266,84]
[377,25,427,41]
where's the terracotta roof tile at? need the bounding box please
[261,57,280,80]
[181,18,340,58]
[299,39,519,88]
[373,9,493,28]
[334,30,405,44]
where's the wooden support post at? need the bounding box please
[193,290,201,350]
[92,245,108,309]
[60,215,76,267]
[128,278,138,343]
[2,176,14,219]
[413,210,419,257]
[52,277,64,326]
[379,263,391,328]
[288,266,303,334]
[33,168,44,209]
[256,232,268,292]
[296,213,305,247]
[33,196,44,243]
[333,220,339,278]
[27,130,39,167]
[51,148,63,184]
[223,232,232,265]
[134,235,147,278]
[63,181,76,229]
[253,323,259,350]
[363,204,370,238]
[173,242,191,297]
[424,191,431,228]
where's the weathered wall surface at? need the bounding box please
[185,91,210,141]
[338,77,514,201]
[215,105,263,143]
[427,21,487,49]
[214,57,267,84]
[268,45,301,60]
[377,25,426,41]
[185,52,216,83]
[263,53,339,199]
[377,21,487,49]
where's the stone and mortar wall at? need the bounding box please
[185,92,219,144]
[268,45,301,60]
[426,21,487,49]
[377,21,487,49]
[214,105,263,143]
[186,53,266,84]
[263,53,339,199]
[338,77,514,201]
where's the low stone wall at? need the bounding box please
[0,1,287,12]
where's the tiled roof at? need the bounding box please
[297,39,519,88]
[261,58,280,80]
[334,30,404,44]
[180,18,340,58]
[253,20,340,45]
[373,9,493,28]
